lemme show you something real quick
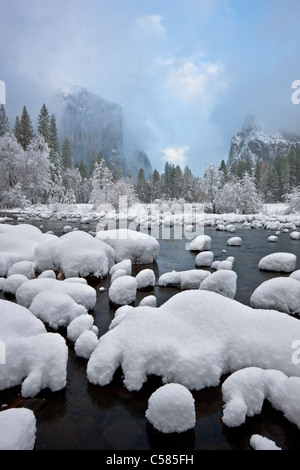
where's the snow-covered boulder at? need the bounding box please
[108,275,137,305]
[0,299,68,397]
[34,230,115,279]
[250,435,281,451]
[110,269,127,283]
[139,295,157,307]
[227,237,242,246]
[136,269,155,289]
[109,259,132,277]
[38,270,56,279]
[158,269,210,289]
[7,260,35,279]
[3,274,28,295]
[87,290,300,392]
[200,270,237,299]
[74,330,99,359]
[222,367,300,430]
[0,224,57,277]
[258,252,297,273]
[145,383,196,433]
[188,234,211,251]
[268,235,278,242]
[96,229,159,264]
[29,290,88,330]
[290,231,300,240]
[195,251,214,267]
[290,270,300,281]
[250,277,300,314]
[0,408,37,450]
[67,314,98,342]
[15,278,96,311]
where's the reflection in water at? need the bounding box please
[1,219,300,449]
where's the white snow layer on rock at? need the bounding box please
[33,230,115,278]
[227,237,242,246]
[0,224,57,276]
[109,259,132,277]
[3,274,28,295]
[195,251,214,267]
[200,270,237,299]
[290,270,300,281]
[145,383,196,433]
[15,278,96,311]
[7,260,35,279]
[67,314,98,342]
[222,367,300,430]
[29,290,88,330]
[290,231,300,240]
[258,252,297,273]
[158,269,210,289]
[188,235,211,251]
[250,277,300,314]
[96,229,160,264]
[0,299,68,397]
[136,269,155,289]
[250,434,281,451]
[0,408,37,450]
[139,295,157,307]
[87,290,300,392]
[108,275,137,305]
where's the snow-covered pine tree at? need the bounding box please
[0,104,9,136]
[239,173,262,213]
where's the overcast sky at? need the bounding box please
[1,0,300,175]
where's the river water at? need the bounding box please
[1,219,300,450]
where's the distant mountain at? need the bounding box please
[55,86,153,178]
[227,116,300,169]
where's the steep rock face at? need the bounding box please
[56,87,125,170]
[227,117,299,169]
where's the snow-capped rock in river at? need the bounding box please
[222,366,300,431]
[145,383,196,434]
[258,252,297,273]
[250,277,300,314]
[0,224,57,277]
[87,290,300,392]
[0,408,37,450]
[33,230,115,278]
[96,229,159,264]
[0,299,68,397]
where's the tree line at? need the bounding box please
[0,103,300,213]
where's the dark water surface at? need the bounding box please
[1,219,300,451]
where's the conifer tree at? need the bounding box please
[15,106,34,150]
[61,137,73,171]
[150,169,161,201]
[37,103,50,143]
[135,168,150,203]
[0,104,9,136]
[48,114,62,184]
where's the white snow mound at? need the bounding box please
[0,408,37,450]
[145,383,195,433]
[258,252,297,273]
[87,290,300,392]
[96,229,159,264]
[250,277,300,314]
[33,230,115,278]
